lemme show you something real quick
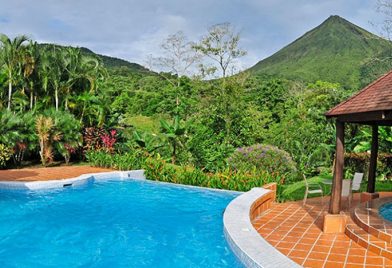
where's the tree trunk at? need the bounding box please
[172,142,176,164]
[7,79,12,110]
[30,90,33,110]
[55,88,59,111]
[39,139,45,166]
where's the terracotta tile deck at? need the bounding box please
[0,166,112,181]
[253,193,392,268]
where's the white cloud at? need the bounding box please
[0,0,381,70]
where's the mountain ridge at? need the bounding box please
[38,43,152,75]
[248,15,392,89]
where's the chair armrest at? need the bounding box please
[307,183,323,188]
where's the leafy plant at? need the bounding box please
[101,129,117,153]
[160,115,186,164]
[0,144,12,168]
[83,127,106,152]
[35,115,62,166]
[133,130,164,154]
[44,110,83,164]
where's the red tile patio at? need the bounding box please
[0,166,112,181]
[253,193,392,268]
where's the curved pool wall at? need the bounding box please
[223,187,301,268]
[0,170,146,191]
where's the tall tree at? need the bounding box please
[0,34,29,110]
[153,31,200,86]
[193,23,246,78]
[22,41,40,110]
[375,0,392,40]
[62,47,105,110]
[43,46,63,111]
[149,32,200,118]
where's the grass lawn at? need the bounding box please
[279,173,392,202]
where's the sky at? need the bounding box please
[0,0,384,70]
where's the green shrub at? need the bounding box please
[86,150,146,170]
[86,150,282,192]
[345,152,392,180]
[227,144,298,183]
[0,144,12,168]
[47,110,82,164]
[144,156,282,192]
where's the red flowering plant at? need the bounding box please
[101,129,117,154]
[82,127,106,152]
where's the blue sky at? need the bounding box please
[0,0,383,69]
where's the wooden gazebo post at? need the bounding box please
[362,124,380,202]
[323,120,347,233]
[329,120,345,214]
[367,125,378,193]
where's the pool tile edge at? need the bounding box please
[223,188,301,268]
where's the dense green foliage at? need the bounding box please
[249,15,392,89]
[0,17,391,196]
[86,150,283,192]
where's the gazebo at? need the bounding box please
[324,70,392,232]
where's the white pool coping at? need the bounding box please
[0,170,146,190]
[0,170,242,195]
[223,188,301,268]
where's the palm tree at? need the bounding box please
[0,34,29,110]
[22,41,40,110]
[62,47,81,110]
[37,47,52,108]
[41,46,63,111]
[62,47,102,109]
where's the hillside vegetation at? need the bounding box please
[39,43,152,75]
[249,15,392,89]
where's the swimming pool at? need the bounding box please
[379,202,392,222]
[0,179,243,267]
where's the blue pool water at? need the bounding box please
[379,202,392,222]
[0,179,243,267]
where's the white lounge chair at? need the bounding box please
[352,172,364,192]
[303,174,324,206]
[341,179,352,209]
[342,173,364,209]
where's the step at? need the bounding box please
[345,224,392,259]
[352,200,392,244]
